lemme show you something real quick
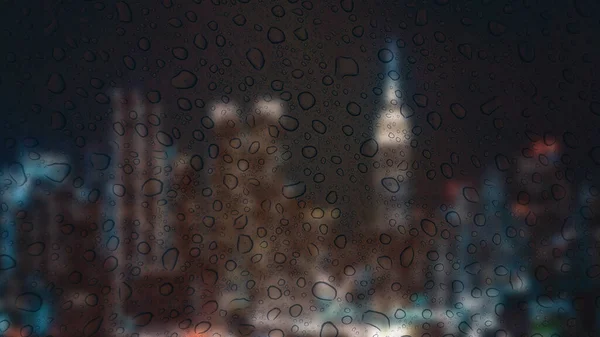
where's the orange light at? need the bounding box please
[512,203,529,217]
[532,141,559,155]
[444,181,460,200]
[445,180,472,201]
[4,327,20,337]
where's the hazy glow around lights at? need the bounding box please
[376,43,409,146]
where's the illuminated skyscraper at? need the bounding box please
[372,41,414,234]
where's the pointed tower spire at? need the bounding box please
[372,40,413,232]
[366,40,418,317]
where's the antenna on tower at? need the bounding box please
[375,41,411,147]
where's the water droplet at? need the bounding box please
[362,310,390,331]
[427,111,442,130]
[223,174,239,190]
[15,292,43,312]
[141,178,163,197]
[132,312,154,327]
[381,177,400,193]
[282,181,306,198]
[312,282,337,301]
[360,139,379,157]
[399,246,414,267]
[335,56,359,77]
[171,70,197,89]
[44,163,71,183]
[90,153,111,170]
[47,73,66,93]
[162,247,179,271]
[463,186,480,203]
[420,219,437,237]
[267,27,286,43]
[0,255,16,270]
[346,102,361,116]
[83,317,103,337]
[116,1,132,22]
[377,48,394,63]
[194,34,208,50]
[246,48,265,70]
[298,91,316,110]
[320,322,339,337]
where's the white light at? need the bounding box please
[380,325,413,337]
[4,152,69,205]
[375,43,409,146]
[210,101,237,122]
[254,99,283,120]
[375,109,409,146]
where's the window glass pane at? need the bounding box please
[0,2,598,337]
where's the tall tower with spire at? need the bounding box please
[365,40,418,316]
[371,41,414,234]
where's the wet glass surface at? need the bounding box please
[0,1,599,336]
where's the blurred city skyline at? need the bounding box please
[1,1,599,337]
